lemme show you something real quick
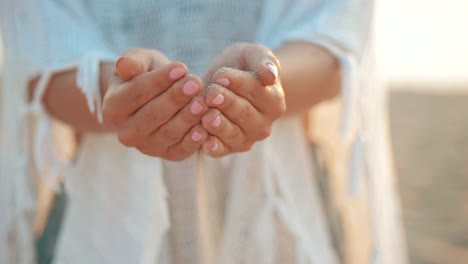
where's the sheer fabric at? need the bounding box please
[0,0,406,263]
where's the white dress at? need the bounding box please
[0,0,407,263]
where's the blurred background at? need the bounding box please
[1,1,467,263]
[376,0,468,263]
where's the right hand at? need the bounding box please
[102,48,209,161]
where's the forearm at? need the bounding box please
[275,42,341,115]
[28,62,116,133]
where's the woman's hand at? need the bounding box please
[201,43,286,157]
[102,48,209,161]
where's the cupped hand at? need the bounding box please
[102,48,209,161]
[201,43,286,157]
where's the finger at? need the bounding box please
[201,108,253,151]
[117,74,204,143]
[210,71,285,120]
[202,135,228,158]
[116,48,169,81]
[164,125,209,161]
[103,62,189,123]
[204,83,274,139]
[240,44,280,86]
[211,68,263,105]
[144,95,208,148]
[203,43,280,86]
[137,124,208,160]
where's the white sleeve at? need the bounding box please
[257,3,409,264]
[1,0,117,181]
[256,0,374,139]
[0,1,116,262]
[9,0,117,120]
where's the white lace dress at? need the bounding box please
[0,0,407,263]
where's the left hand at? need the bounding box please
[201,43,286,157]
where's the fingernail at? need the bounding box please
[183,81,200,96]
[211,94,224,106]
[216,78,230,87]
[191,131,203,142]
[211,116,221,128]
[210,142,219,152]
[190,101,203,115]
[169,67,187,80]
[266,62,278,80]
[115,57,126,68]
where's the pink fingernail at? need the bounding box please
[211,94,224,106]
[183,81,200,96]
[266,62,278,80]
[211,116,221,128]
[191,131,203,142]
[210,142,219,152]
[190,101,203,115]
[216,78,230,87]
[115,57,126,68]
[169,67,187,80]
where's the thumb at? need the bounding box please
[115,48,169,81]
[242,44,280,86]
[256,60,279,87]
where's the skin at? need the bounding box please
[102,49,209,161]
[199,42,340,157]
[28,63,115,132]
[199,43,285,157]
[29,42,340,160]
